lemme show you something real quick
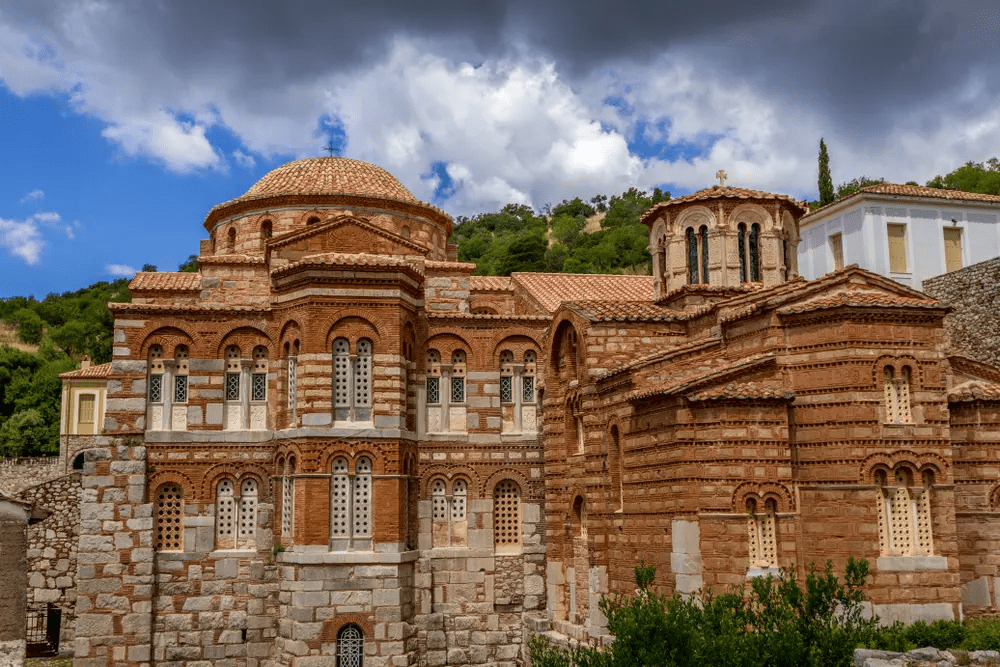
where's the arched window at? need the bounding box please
[225,345,243,430]
[686,227,699,284]
[286,339,299,427]
[330,456,373,550]
[877,467,934,557]
[450,350,466,404]
[746,498,778,569]
[608,425,623,511]
[493,480,522,552]
[749,223,761,281]
[333,339,372,423]
[738,223,748,283]
[249,346,268,430]
[226,227,237,254]
[261,219,272,242]
[452,479,467,522]
[239,478,258,548]
[499,350,538,434]
[216,479,236,549]
[884,365,912,424]
[147,345,165,430]
[573,496,587,538]
[699,224,709,283]
[307,216,320,225]
[156,483,183,551]
[432,479,448,523]
[173,345,189,413]
[336,624,364,667]
[281,457,295,538]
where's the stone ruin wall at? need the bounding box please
[922,256,1000,368]
[0,457,64,495]
[19,472,82,645]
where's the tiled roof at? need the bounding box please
[272,252,424,279]
[778,291,942,315]
[641,186,808,224]
[631,354,776,401]
[196,255,266,265]
[802,183,1000,220]
[59,361,113,380]
[427,312,550,322]
[110,302,269,314]
[598,337,723,380]
[687,382,794,402]
[512,273,654,313]
[423,260,476,272]
[128,272,201,291]
[949,380,1000,403]
[565,300,681,322]
[469,276,512,291]
[242,157,417,203]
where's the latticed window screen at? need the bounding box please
[216,479,236,549]
[432,479,448,521]
[251,373,266,401]
[915,487,933,555]
[493,480,521,548]
[451,377,465,403]
[746,500,760,564]
[239,479,258,545]
[500,377,513,403]
[156,484,183,551]
[876,474,890,555]
[225,373,241,401]
[353,457,372,537]
[699,225,709,284]
[149,375,163,403]
[281,475,293,537]
[334,338,351,408]
[759,502,777,566]
[354,339,372,408]
[287,358,297,411]
[451,479,467,521]
[686,227,699,284]
[749,223,761,281]
[426,377,440,404]
[878,469,934,557]
[890,481,913,555]
[337,624,364,667]
[522,376,534,403]
[738,224,748,282]
[174,375,188,403]
[331,457,350,537]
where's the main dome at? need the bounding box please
[240,157,418,203]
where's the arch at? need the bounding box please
[316,309,386,348]
[486,328,544,361]
[279,320,303,351]
[318,447,384,475]
[872,355,922,388]
[418,465,482,497]
[148,470,194,499]
[732,482,794,513]
[490,334,542,364]
[550,318,581,379]
[226,226,237,254]
[572,494,587,537]
[481,468,531,500]
[200,463,271,500]
[325,315,382,350]
[260,219,273,242]
[649,218,668,248]
[138,326,196,359]
[727,203,771,231]
[213,325,273,357]
[672,206,717,235]
[607,419,624,511]
[423,332,473,363]
[988,485,1000,511]
[860,451,949,484]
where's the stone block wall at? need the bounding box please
[20,472,82,643]
[0,514,27,667]
[923,256,1000,367]
[0,458,64,495]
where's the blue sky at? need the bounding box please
[1,1,998,297]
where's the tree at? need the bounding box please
[0,408,51,457]
[836,176,885,200]
[14,309,43,345]
[926,159,1000,195]
[818,139,834,206]
[141,263,157,272]
[178,254,199,272]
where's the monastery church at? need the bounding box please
[51,157,1000,667]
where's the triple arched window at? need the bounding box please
[431,478,469,547]
[500,349,538,433]
[333,338,373,423]
[215,477,259,550]
[737,223,762,282]
[330,456,373,550]
[876,468,934,557]
[685,225,710,284]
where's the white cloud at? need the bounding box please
[101,112,222,173]
[232,149,255,169]
[0,216,44,265]
[19,189,44,203]
[105,263,136,277]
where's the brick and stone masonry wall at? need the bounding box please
[73,444,153,667]
[923,256,1000,367]
[20,473,82,643]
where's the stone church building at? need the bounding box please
[66,157,1000,667]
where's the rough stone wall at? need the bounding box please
[0,517,27,666]
[0,458,64,495]
[19,473,82,642]
[923,256,1000,367]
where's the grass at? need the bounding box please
[27,658,73,667]
[0,323,39,353]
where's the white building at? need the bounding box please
[797,183,1000,288]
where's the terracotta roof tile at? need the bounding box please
[597,337,723,380]
[427,312,550,322]
[512,273,654,313]
[470,276,512,291]
[566,300,680,322]
[59,361,113,380]
[128,272,201,291]
[778,291,942,315]
[641,186,808,224]
[803,183,1000,220]
[630,354,776,401]
[686,382,794,402]
[272,252,424,279]
[949,380,1000,402]
[196,255,266,265]
[242,157,417,203]
[423,260,476,272]
[110,303,269,314]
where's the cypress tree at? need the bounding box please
[818,139,834,205]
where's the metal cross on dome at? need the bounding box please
[324,141,338,157]
[716,169,728,187]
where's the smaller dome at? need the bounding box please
[241,157,418,203]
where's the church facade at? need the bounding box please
[68,159,1000,667]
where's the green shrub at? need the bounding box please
[961,618,1000,651]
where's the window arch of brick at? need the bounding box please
[607,422,623,512]
[572,495,587,538]
[876,464,934,557]
[336,623,364,666]
[746,496,778,568]
[226,226,236,254]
